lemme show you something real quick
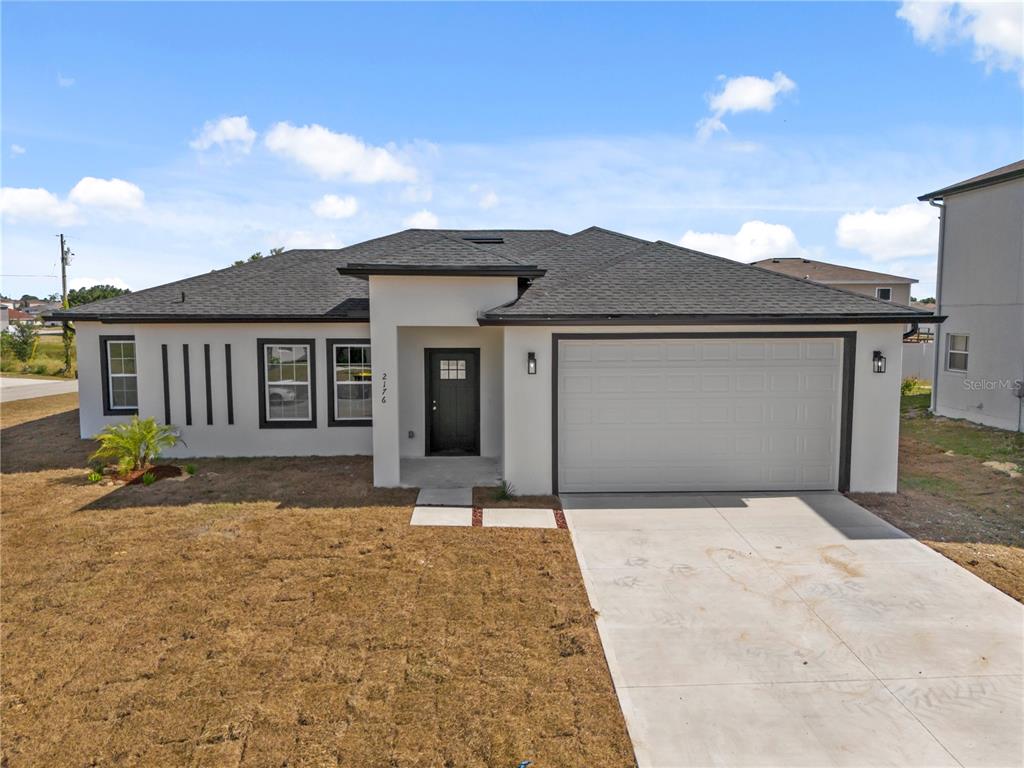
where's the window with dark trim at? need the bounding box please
[100,335,138,416]
[875,287,892,301]
[326,339,371,427]
[946,333,969,372]
[257,339,317,428]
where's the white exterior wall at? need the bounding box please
[503,323,906,495]
[75,321,373,456]
[933,178,1024,432]
[368,275,518,485]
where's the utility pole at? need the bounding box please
[59,234,73,376]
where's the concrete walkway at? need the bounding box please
[564,492,1023,768]
[0,376,78,403]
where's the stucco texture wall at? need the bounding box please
[75,321,374,457]
[502,323,906,495]
[934,178,1024,432]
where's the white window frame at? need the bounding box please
[332,342,372,423]
[946,333,969,373]
[263,343,312,422]
[875,287,892,301]
[106,339,138,411]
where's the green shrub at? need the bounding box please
[141,471,156,486]
[495,480,516,501]
[901,376,923,396]
[90,416,180,473]
[185,463,198,475]
[6,324,38,363]
[87,471,103,484]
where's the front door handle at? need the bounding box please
[432,400,438,411]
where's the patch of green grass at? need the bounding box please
[900,392,931,414]
[900,473,963,496]
[903,411,1024,466]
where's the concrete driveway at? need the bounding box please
[0,375,78,403]
[564,492,1023,768]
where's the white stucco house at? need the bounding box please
[51,226,935,494]
[919,159,1024,433]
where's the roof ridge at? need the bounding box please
[657,240,933,316]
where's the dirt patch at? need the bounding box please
[1,394,636,767]
[474,486,562,509]
[851,435,1024,603]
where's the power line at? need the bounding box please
[0,274,59,278]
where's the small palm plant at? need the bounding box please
[90,417,180,475]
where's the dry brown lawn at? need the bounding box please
[1,394,635,767]
[851,409,1024,603]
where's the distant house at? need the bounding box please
[751,258,918,306]
[919,159,1024,432]
[6,308,34,325]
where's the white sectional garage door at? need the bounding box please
[556,337,844,492]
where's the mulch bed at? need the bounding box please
[123,464,185,485]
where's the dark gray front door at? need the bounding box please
[426,348,480,456]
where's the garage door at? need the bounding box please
[556,337,845,492]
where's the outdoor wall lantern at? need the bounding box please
[872,350,886,374]
[527,352,537,375]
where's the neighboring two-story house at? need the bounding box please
[919,159,1024,433]
[751,258,918,306]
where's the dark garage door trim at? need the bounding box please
[551,332,857,495]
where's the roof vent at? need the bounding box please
[462,236,504,244]
[771,258,780,263]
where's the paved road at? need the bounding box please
[0,376,78,403]
[564,491,1022,768]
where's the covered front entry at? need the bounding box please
[425,348,480,456]
[555,334,852,493]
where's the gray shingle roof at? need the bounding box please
[52,226,931,324]
[485,237,933,322]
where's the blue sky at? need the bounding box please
[2,2,1022,300]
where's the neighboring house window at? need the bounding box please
[875,287,892,301]
[257,339,316,428]
[946,334,969,372]
[327,339,372,426]
[100,336,138,416]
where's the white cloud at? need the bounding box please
[400,185,433,203]
[478,190,500,210]
[10,144,26,157]
[57,73,75,88]
[264,122,417,183]
[311,194,359,219]
[0,187,78,223]
[678,220,806,262]
[836,203,938,260]
[898,2,1023,83]
[69,276,131,291]
[403,209,439,229]
[69,177,145,210]
[697,72,797,140]
[272,230,342,249]
[190,115,257,153]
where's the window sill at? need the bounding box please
[328,419,372,428]
[102,407,139,417]
[258,420,317,429]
